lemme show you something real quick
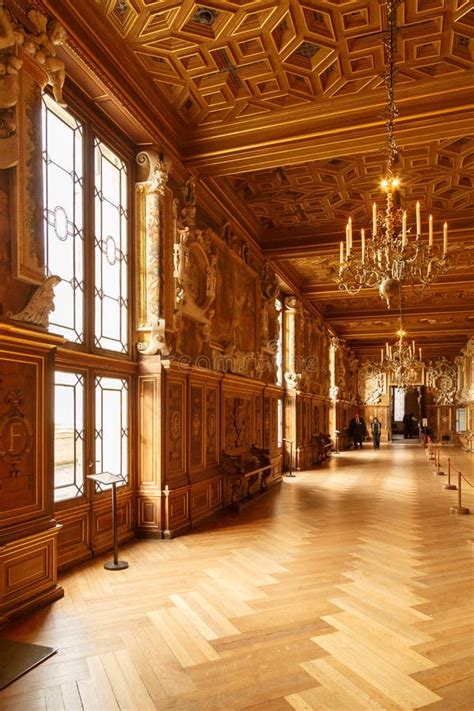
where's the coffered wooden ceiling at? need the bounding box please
[95,0,471,130]
[54,0,474,358]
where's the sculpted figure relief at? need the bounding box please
[25,11,67,107]
[7,275,60,328]
[0,3,67,138]
[0,1,23,136]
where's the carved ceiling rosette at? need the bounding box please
[173,225,217,352]
[427,357,458,405]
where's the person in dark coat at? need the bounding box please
[348,413,367,449]
[371,417,382,449]
[403,412,411,439]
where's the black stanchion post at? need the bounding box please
[87,472,129,570]
[282,439,295,477]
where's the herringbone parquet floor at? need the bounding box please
[1,442,473,710]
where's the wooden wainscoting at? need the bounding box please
[137,361,283,538]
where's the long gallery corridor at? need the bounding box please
[1,443,473,711]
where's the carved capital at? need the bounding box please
[136,150,170,195]
[137,317,169,356]
[329,336,342,353]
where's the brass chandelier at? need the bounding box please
[382,324,423,388]
[336,0,450,308]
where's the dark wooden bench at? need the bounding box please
[312,433,333,464]
[221,445,272,512]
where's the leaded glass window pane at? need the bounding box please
[54,371,85,502]
[94,140,128,353]
[42,95,84,343]
[394,387,405,422]
[94,376,128,491]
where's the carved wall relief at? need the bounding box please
[12,68,45,284]
[0,6,68,285]
[254,393,263,448]
[260,261,279,345]
[174,226,217,358]
[427,357,458,405]
[180,176,196,228]
[358,362,385,405]
[224,396,251,453]
[220,221,249,264]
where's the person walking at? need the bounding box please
[403,412,411,439]
[371,417,382,449]
[348,413,368,449]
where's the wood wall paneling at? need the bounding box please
[137,360,165,537]
[0,325,64,626]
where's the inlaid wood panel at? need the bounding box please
[166,377,187,480]
[55,505,91,570]
[0,325,63,625]
[0,355,40,522]
[205,384,219,468]
[189,384,204,472]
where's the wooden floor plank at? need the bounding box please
[1,441,473,710]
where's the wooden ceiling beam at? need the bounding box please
[185,78,474,175]
[299,274,474,298]
[326,304,474,322]
[264,223,474,258]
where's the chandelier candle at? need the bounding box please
[429,215,433,247]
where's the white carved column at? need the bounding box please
[328,336,340,440]
[136,151,170,356]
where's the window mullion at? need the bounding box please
[83,122,95,353]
